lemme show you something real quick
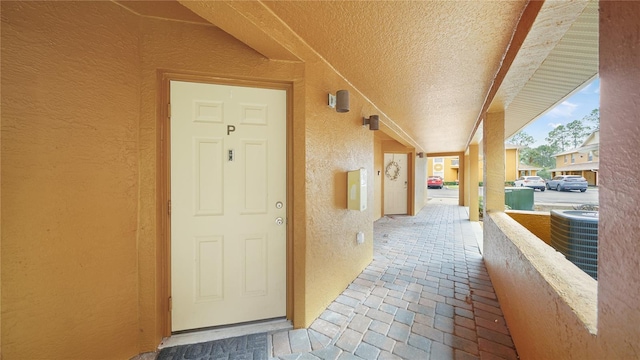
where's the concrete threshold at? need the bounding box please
[158,318,293,349]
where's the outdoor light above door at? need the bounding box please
[328,90,350,113]
[363,115,380,130]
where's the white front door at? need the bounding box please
[384,153,408,215]
[170,81,287,332]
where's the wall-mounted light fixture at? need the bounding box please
[363,115,379,130]
[328,90,350,113]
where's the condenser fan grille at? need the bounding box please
[550,210,598,279]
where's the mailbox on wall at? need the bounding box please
[347,168,367,211]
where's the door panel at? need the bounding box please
[384,153,408,215]
[170,81,286,331]
[241,139,268,214]
[194,138,224,216]
[195,236,224,302]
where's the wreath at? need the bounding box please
[385,161,401,181]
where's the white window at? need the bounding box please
[571,154,576,163]
[564,155,568,163]
[588,151,593,161]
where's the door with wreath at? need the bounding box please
[383,153,408,215]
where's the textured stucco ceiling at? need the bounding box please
[118,0,598,154]
[263,1,527,154]
[114,0,211,24]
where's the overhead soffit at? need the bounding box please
[113,0,598,154]
[501,0,598,139]
[114,1,211,24]
[263,1,528,154]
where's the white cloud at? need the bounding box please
[579,79,601,95]
[549,122,562,128]
[548,101,578,118]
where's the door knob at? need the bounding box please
[275,217,284,225]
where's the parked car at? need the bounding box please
[427,176,443,189]
[546,175,588,192]
[514,176,546,191]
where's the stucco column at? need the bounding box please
[483,111,505,213]
[464,152,470,207]
[458,153,465,206]
[469,144,479,221]
[598,1,640,353]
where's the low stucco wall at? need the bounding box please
[483,212,600,359]
[483,4,640,358]
[505,210,550,244]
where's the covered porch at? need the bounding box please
[268,198,512,359]
[2,1,639,360]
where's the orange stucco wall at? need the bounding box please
[483,3,640,358]
[137,13,303,349]
[2,1,381,358]
[301,65,375,329]
[374,138,383,220]
[2,2,141,359]
[505,211,550,244]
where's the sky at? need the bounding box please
[515,77,600,147]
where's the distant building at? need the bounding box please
[550,130,599,185]
[427,143,522,184]
[518,163,541,177]
[427,157,460,183]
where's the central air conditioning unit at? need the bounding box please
[550,210,599,279]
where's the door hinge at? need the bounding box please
[167,103,171,119]
[168,296,172,312]
[168,200,171,216]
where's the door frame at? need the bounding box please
[157,71,294,335]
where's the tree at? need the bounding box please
[534,145,557,168]
[546,124,570,152]
[508,131,535,147]
[520,145,556,169]
[583,108,600,131]
[538,169,551,179]
[519,147,537,165]
[565,119,591,148]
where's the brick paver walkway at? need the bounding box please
[269,200,518,359]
